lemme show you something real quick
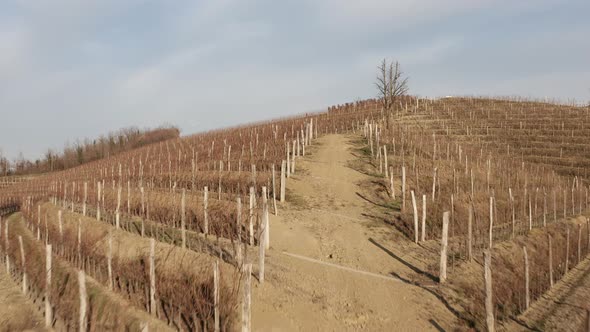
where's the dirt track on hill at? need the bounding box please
[250,134,459,331]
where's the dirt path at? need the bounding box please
[251,134,459,331]
[0,265,47,331]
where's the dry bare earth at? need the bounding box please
[0,268,47,331]
[251,134,460,331]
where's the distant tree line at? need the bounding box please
[0,125,180,176]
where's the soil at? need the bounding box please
[250,134,461,331]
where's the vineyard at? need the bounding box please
[1,96,589,331]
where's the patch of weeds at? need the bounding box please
[379,199,401,212]
[285,188,310,210]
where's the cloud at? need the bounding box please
[0,0,588,160]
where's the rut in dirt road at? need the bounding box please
[250,133,461,331]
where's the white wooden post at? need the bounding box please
[96,181,101,221]
[258,189,266,284]
[468,203,473,262]
[204,187,209,236]
[149,238,156,315]
[548,234,553,287]
[83,182,87,216]
[384,146,388,178]
[489,197,494,249]
[108,231,113,290]
[272,164,278,215]
[249,187,255,246]
[236,197,242,265]
[280,161,286,202]
[242,263,252,332]
[214,260,220,332]
[389,167,395,199]
[439,211,450,283]
[18,236,27,294]
[78,219,82,268]
[421,194,427,242]
[432,168,437,201]
[286,142,291,178]
[37,205,41,240]
[523,246,530,310]
[79,270,87,332]
[4,219,9,273]
[566,228,570,273]
[262,187,270,250]
[181,189,186,249]
[411,191,419,243]
[402,166,406,211]
[45,244,52,328]
[484,250,495,332]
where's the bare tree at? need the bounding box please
[375,58,409,112]
[375,59,389,110]
[387,60,409,108]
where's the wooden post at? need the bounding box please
[242,263,252,332]
[249,187,255,246]
[259,196,266,284]
[96,181,101,221]
[543,192,547,227]
[236,197,242,265]
[4,219,9,273]
[78,219,82,268]
[140,186,145,218]
[548,234,554,287]
[262,187,270,249]
[566,228,570,273]
[108,231,113,290]
[127,181,131,215]
[272,164,278,215]
[79,270,87,332]
[214,260,220,332]
[37,205,41,240]
[402,166,406,211]
[489,197,494,249]
[440,211,450,283]
[389,167,395,199]
[578,224,582,264]
[421,194,427,242]
[383,145,388,178]
[149,238,156,315]
[280,161,286,203]
[484,250,495,332]
[181,189,186,249]
[286,142,291,178]
[432,168,437,201]
[411,191,419,243]
[291,140,296,174]
[509,188,515,238]
[468,203,473,262]
[45,244,52,328]
[529,196,533,231]
[83,182,87,216]
[523,246,530,310]
[58,210,63,250]
[18,236,26,294]
[204,187,209,236]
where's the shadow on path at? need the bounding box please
[368,237,438,283]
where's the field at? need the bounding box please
[1,97,589,331]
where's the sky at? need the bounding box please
[0,0,589,160]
